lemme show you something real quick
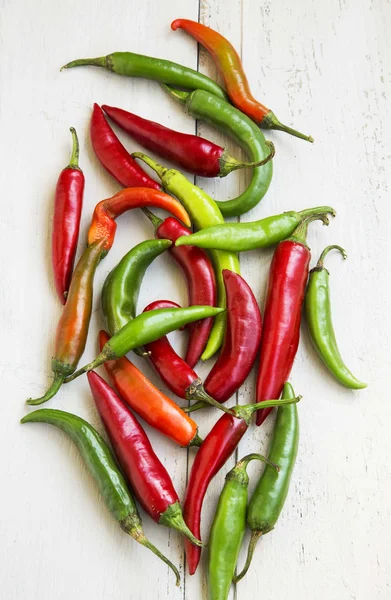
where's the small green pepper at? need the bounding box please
[305,245,367,389]
[175,206,336,252]
[208,453,276,600]
[66,305,225,381]
[132,151,240,360]
[21,409,180,584]
[102,238,171,334]
[235,382,299,582]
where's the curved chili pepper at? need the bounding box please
[142,300,233,416]
[27,240,105,405]
[66,305,225,381]
[175,206,336,252]
[133,152,240,360]
[102,104,274,178]
[87,187,190,253]
[52,127,84,304]
[61,51,227,100]
[87,371,203,546]
[102,239,172,335]
[171,19,313,142]
[182,395,301,574]
[90,104,160,190]
[305,245,367,389]
[21,408,180,584]
[255,212,335,426]
[208,454,276,600]
[162,86,274,218]
[142,208,216,367]
[99,330,201,447]
[235,382,299,582]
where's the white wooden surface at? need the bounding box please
[1,0,390,598]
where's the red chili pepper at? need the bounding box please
[87,371,203,546]
[102,104,274,178]
[52,127,84,303]
[142,300,233,415]
[256,213,334,426]
[99,331,201,447]
[90,103,161,189]
[142,208,216,367]
[143,270,262,414]
[171,19,313,143]
[87,188,191,253]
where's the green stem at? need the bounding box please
[298,206,336,219]
[160,84,190,104]
[137,535,180,586]
[233,396,302,424]
[219,141,275,176]
[132,152,168,180]
[288,213,332,247]
[261,110,314,143]
[26,374,65,405]
[68,127,80,169]
[159,502,204,547]
[60,56,109,71]
[65,352,109,382]
[141,207,163,229]
[183,400,206,413]
[233,530,262,583]
[186,380,235,416]
[316,244,347,269]
[189,432,203,447]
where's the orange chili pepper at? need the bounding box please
[99,330,202,447]
[27,240,106,405]
[88,187,191,252]
[172,19,313,143]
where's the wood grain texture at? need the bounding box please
[0,0,390,598]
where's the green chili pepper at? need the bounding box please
[61,51,227,100]
[162,86,273,218]
[175,206,336,252]
[102,239,172,334]
[208,453,277,600]
[305,245,367,389]
[234,382,299,582]
[21,409,180,585]
[66,305,224,381]
[132,152,240,360]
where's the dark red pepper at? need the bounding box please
[52,127,84,303]
[87,370,203,546]
[256,213,334,426]
[102,104,273,178]
[90,103,160,190]
[142,300,233,415]
[142,208,216,367]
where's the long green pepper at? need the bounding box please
[102,238,172,334]
[65,305,225,381]
[21,409,180,585]
[132,152,240,360]
[208,453,276,600]
[175,206,337,252]
[162,86,273,218]
[235,382,299,582]
[305,245,367,389]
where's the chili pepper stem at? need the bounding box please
[132,152,168,179]
[159,502,204,547]
[186,380,235,416]
[289,213,332,247]
[130,529,181,586]
[261,110,314,143]
[65,350,114,382]
[183,401,206,413]
[61,56,110,71]
[233,530,263,583]
[26,373,65,405]
[229,453,279,483]
[234,396,302,424]
[189,432,203,447]
[298,206,336,220]
[316,244,347,269]
[218,141,275,177]
[68,127,80,169]
[161,84,190,104]
[141,207,163,229]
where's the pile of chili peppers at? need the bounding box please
[22,19,367,599]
